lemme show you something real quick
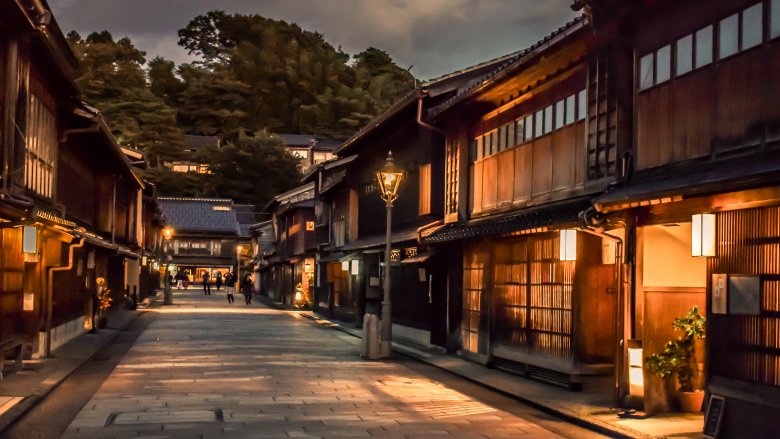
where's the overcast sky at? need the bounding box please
[50,0,580,80]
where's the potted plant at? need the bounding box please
[96,277,112,329]
[645,306,706,413]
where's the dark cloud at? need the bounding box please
[50,0,580,80]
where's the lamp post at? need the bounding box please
[162,226,174,305]
[376,151,403,358]
[236,244,243,291]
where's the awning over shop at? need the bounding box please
[340,227,420,251]
[594,155,780,213]
[421,198,591,244]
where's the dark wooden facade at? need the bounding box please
[0,1,153,362]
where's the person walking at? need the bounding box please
[224,272,235,304]
[214,271,223,291]
[242,273,253,305]
[202,271,211,295]
[174,270,186,289]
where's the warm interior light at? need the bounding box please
[351,259,360,275]
[559,229,577,261]
[237,245,244,253]
[295,291,302,302]
[22,225,37,254]
[142,256,148,266]
[341,260,349,271]
[163,226,174,240]
[627,340,644,400]
[691,213,716,257]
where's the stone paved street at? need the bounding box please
[61,290,576,439]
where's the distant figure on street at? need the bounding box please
[174,270,187,289]
[242,273,253,304]
[214,271,223,290]
[202,271,211,295]
[224,272,234,303]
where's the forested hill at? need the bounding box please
[66,10,416,208]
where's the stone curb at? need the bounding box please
[0,297,153,434]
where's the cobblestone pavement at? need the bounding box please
[62,291,566,439]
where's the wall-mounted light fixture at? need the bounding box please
[22,225,38,263]
[341,260,349,271]
[351,259,360,275]
[627,339,644,408]
[141,255,148,266]
[559,229,577,261]
[152,261,160,270]
[691,213,716,257]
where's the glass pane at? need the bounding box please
[742,3,763,49]
[483,135,489,158]
[535,110,544,137]
[516,119,525,143]
[507,123,516,148]
[696,25,714,67]
[524,115,534,141]
[565,95,575,125]
[555,100,565,130]
[544,106,553,134]
[639,53,654,90]
[476,137,483,160]
[676,34,693,75]
[498,126,506,151]
[719,14,739,59]
[491,131,498,155]
[773,0,780,39]
[578,90,587,120]
[656,45,671,83]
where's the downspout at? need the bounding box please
[577,207,628,409]
[2,39,20,191]
[45,237,85,356]
[416,92,446,136]
[111,176,117,243]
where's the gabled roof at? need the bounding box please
[273,134,341,150]
[158,197,239,235]
[233,204,258,238]
[427,15,588,119]
[265,182,316,213]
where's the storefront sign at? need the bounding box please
[703,395,726,439]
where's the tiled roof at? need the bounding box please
[421,198,591,244]
[158,197,239,235]
[428,15,588,119]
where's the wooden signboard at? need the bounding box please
[703,395,726,439]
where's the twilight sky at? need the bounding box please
[50,0,580,80]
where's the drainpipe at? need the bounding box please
[416,220,443,244]
[577,207,628,409]
[111,176,117,243]
[45,236,85,356]
[2,39,20,191]
[416,92,446,136]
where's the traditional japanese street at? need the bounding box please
[3,289,602,439]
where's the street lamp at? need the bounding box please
[236,244,244,290]
[376,151,403,358]
[163,226,174,305]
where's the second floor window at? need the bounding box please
[25,93,56,198]
[419,163,431,215]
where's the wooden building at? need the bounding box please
[574,0,780,432]
[261,183,316,307]
[419,15,634,389]
[1,0,149,365]
[157,197,242,287]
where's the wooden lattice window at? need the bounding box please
[444,138,459,220]
[462,245,486,353]
[24,92,57,198]
[418,163,431,215]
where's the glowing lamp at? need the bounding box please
[163,226,174,240]
[627,339,645,406]
[376,151,403,204]
[295,291,302,302]
[692,213,716,257]
[351,259,360,275]
[22,225,38,254]
[141,255,148,266]
[559,229,577,261]
[341,260,349,271]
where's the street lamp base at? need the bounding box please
[379,340,392,358]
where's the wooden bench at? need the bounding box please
[0,337,26,381]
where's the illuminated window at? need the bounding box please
[676,34,693,76]
[306,221,315,231]
[719,13,739,59]
[695,25,713,68]
[25,93,57,198]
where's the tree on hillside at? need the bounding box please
[176,11,415,138]
[203,133,301,208]
[148,56,185,106]
[68,31,186,166]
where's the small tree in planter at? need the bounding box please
[645,306,706,412]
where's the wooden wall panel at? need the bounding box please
[767,43,780,143]
[482,156,498,210]
[672,71,714,161]
[714,50,764,151]
[574,120,586,187]
[496,149,514,206]
[513,145,533,203]
[551,128,576,191]
[531,137,553,198]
